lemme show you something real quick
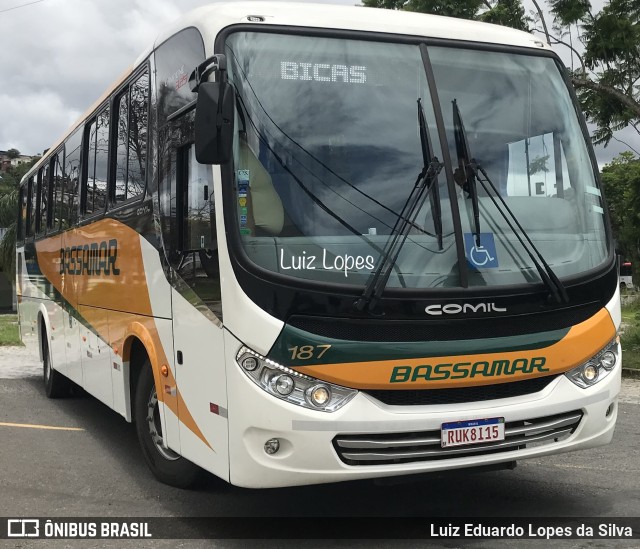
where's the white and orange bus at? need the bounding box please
[17,2,621,488]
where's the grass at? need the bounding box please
[621,295,640,369]
[0,314,23,346]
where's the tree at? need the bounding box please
[0,157,38,194]
[0,190,18,281]
[543,0,640,147]
[600,152,640,278]
[6,148,20,159]
[0,157,38,281]
[362,0,640,146]
[363,0,531,29]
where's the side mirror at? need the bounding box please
[194,81,235,164]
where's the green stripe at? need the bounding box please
[268,324,570,367]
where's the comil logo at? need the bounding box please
[425,303,507,316]
[7,519,39,537]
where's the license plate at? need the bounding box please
[441,417,505,448]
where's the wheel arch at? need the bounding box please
[125,336,151,423]
[36,303,52,364]
[120,323,166,423]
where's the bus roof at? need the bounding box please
[153,2,548,53]
[22,1,548,185]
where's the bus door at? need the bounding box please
[160,111,228,476]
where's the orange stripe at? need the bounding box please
[35,220,213,450]
[292,308,616,390]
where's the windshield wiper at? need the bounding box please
[453,99,481,247]
[355,100,443,313]
[452,100,569,303]
[419,99,443,251]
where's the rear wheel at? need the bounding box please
[42,330,69,398]
[134,363,200,488]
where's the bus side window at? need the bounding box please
[34,170,42,235]
[17,185,26,244]
[38,165,49,237]
[84,118,98,216]
[52,150,65,231]
[114,70,149,204]
[83,106,109,217]
[27,175,36,238]
[64,128,83,227]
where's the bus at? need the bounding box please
[620,262,633,291]
[16,2,621,488]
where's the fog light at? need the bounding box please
[582,363,598,383]
[264,438,280,455]
[601,351,616,370]
[606,403,614,417]
[308,385,331,407]
[242,356,259,371]
[274,374,294,395]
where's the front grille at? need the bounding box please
[364,375,560,406]
[333,410,583,466]
[288,302,601,341]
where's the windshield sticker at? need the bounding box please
[279,249,374,277]
[585,186,602,197]
[237,170,250,228]
[464,233,499,269]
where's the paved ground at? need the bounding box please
[0,347,639,547]
[0,345,41,378]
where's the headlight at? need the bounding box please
[565,339,619,389]
[236,346,357,412]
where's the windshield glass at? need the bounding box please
[224,32,609,290]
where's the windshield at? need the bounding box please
[224,32,609,290]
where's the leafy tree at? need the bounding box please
[6,148,20,159]
[0,157,38,194]
[0,157,38,280]
[363,0,531,29]
[542,0,640,147]
[0,191,18,280]
[362,0,640,146]
[600,152,640,278]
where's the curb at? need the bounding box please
[622,368,640,379]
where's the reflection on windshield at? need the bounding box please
[224,32,609,290]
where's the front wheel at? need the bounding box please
[134,363,200,488]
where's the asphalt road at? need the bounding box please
[1,349,639,547]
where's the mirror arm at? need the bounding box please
[189,54,227,92]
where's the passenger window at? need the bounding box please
[114,70,149,204]
[84,106,109,216]
[64,129,82,227]
[18,185,26,243]
[85,119,97,215]
[26,176,36,237]
[95,108,109,211]
[52,151,65,230]
[38,165,49,236]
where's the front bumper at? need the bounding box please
[226,342,621,488]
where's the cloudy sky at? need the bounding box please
[0,0,636,166]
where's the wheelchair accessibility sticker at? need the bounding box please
[464,233,499,268]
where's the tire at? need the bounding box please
[134,363,200,488]
[42,330,69,398]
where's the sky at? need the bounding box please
[0,0,637,167]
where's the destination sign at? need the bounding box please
[280,61,367,84]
